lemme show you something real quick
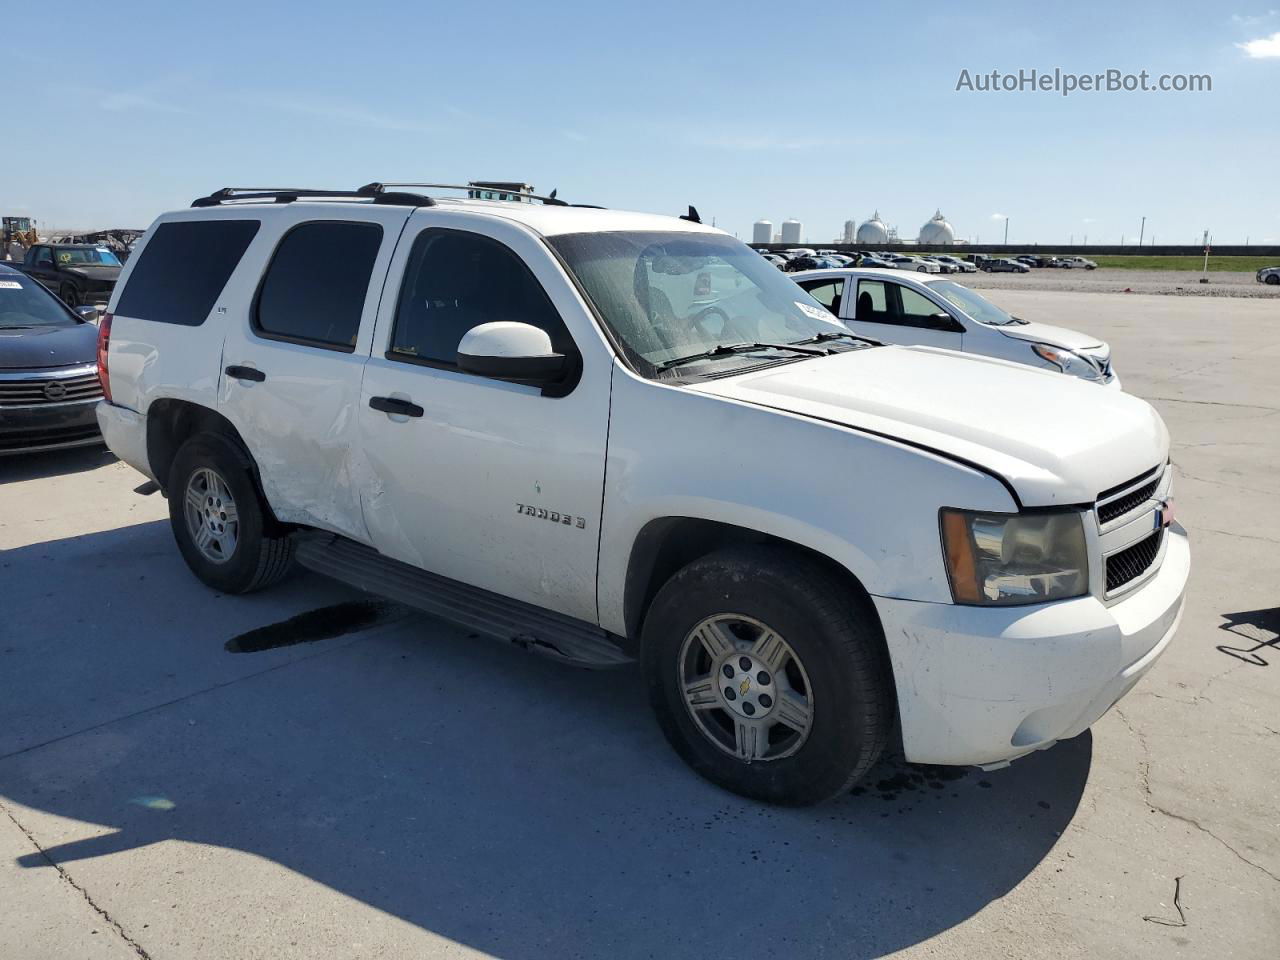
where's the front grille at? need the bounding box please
[0,371,102,407]
[1098,476,1160,523]
[1106,529,1163,592]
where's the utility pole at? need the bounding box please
[1138,216,1146,247]
[1003,217,1009,245]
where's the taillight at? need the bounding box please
[97,312,113,404]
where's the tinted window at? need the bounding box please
[255,221,383,350]
[798,278,844,314]
[116,220,259,326]
[389,229,570,366]
[853,280,890,322]
[899,286,941,321]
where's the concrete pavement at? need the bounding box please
[1,289,1276,958]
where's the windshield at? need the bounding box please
[0,274,78,328]
[926,279,1020,326]
[548,231,850,374]
[55,247,122,267]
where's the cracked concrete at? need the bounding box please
[1,288,1277,958]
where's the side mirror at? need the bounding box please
[75,305,100,323]
[927,311,960,332]
[457,322,568,387]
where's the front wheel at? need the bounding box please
[60,284,80,307]
[1266,274,1279,286]
[642,546,895,805]
[168,432,294,594]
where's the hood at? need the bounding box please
[689,346,1167,507]
[64,265,121,282]
[0,323,99,369]
[994,319,1105,354]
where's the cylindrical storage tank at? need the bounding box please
[752,220,773,244]
[780,219,803,244]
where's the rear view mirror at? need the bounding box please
[458,322,568,387]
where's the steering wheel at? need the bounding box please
[687,305,732,341]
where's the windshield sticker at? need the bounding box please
[0,280,23,290]
[97,248,112,254]
[795,300,844,327]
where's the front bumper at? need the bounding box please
[873,525,1189,767]
[0,398,102,455]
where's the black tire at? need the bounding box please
[167,432,294,594]
[60,284,80,307]
[641,546,894,805]
[1266,274,1279,286]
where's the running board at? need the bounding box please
[293,533,634,669]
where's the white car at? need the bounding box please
[1058,256,1097,270]
[95,185,1184,805]
[932,254,978,273]
[791,267,1120,387]
[887,255,940,273]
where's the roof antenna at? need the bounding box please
[680,205,702,224]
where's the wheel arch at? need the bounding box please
[146,398,284,529]
[623,516,885,646]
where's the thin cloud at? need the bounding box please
[1231,10,1277,25]
[1237,30,1280,57]
[100,91,186,113]
[562,129,588,142]
[258,93,432,133]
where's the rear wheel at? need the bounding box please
[60,284,80,307]
[1267,274,1280,286]
[168,432,294,594]
[642,546,894,805]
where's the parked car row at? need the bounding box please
[80,184,1185,807]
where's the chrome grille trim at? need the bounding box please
[0,365,102,407]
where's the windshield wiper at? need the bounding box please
[658,341,828,371]
[791,330,879,347]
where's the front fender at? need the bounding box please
[596,366,1015,636]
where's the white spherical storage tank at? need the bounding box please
[918,210,956,245]
[855,212,889,245]
[752,220,773,244]
[780,219,803,244]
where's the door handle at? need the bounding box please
[225,365,266,382]
[369,395,424,418]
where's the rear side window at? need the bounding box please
[797,278,844,314]
[115,220,259,326]
[254,221,383,351]
[388,229,571,367]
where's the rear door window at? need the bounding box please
[115,220,259,325]
[853,279,891,322]
[796,278,844,314]
[254,221,383,351]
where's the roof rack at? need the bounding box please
[190,182,604,210]
[360,182,572,207]
[191,186,435,208]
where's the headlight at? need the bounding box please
[1031,343,1104,381]
[940,509,1089,605]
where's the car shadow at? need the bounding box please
[0,444,114,483]
[1,521,1092,959]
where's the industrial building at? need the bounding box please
[918,210,956,245]
[780,219,803,244]
[752,220,772,244]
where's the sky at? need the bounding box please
[5,0,1279,245]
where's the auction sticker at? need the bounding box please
[0,280,23,289]
[795,300,843,326]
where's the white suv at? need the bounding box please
[96,183,1189,805]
